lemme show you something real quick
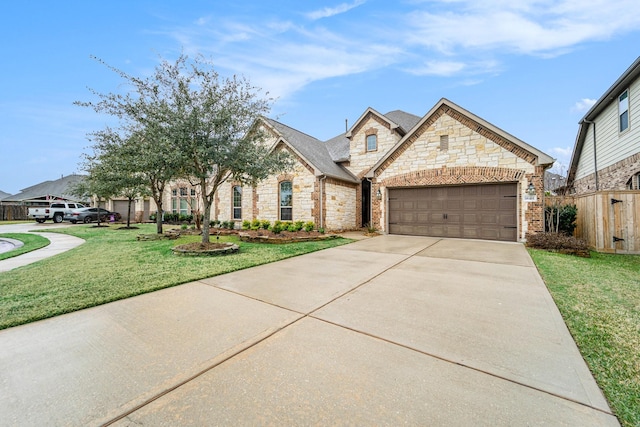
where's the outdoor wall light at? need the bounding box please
[376,189,382,200]
[526,182,536,196]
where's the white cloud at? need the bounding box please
[551,146,574,158]
[306,0,367,20]
[404,0,640,56]
[407,60,467,76]
[572,98,597,113]
[161,0,640,102]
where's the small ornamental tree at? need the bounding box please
[77,54,291,238]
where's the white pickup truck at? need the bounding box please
[28,202,86,223]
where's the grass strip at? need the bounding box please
[0,233,50,261]
[0,224,352,330]
[529,249,639,427]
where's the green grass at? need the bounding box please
[0,224,352,330]
[0,233,50,260]
[529,249,640,427]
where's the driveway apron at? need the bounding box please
[0,235,619,426]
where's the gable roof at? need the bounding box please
[383,110,422,134]
[366,98,554,178]
[324,110,421,164]
[262,118,359,183]
[3,174,88,203]
[567,56,640,184]
[0,190,10,201]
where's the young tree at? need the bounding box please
[77,53,290,239]
[167,55,292,243]
[82,135,150,228]
[76,57,186,234]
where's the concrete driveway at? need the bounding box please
[0,235,619,426]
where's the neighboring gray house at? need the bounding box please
[0,190,10,203]
[2,175,89,206]
[568,56,640,193]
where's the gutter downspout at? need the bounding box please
[583,120,599,191]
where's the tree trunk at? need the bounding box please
[126,198,133,228]
[155,199,164,234]
[201,199,212,244]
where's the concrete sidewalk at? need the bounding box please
[0,223,85,272]
[0,236,619,426]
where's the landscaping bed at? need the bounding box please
[238,229,337,244]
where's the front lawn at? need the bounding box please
[0,224,352,330]
[529,249,639,427]
[0,233,50,260]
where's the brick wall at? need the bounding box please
[573,152,640,194]
[372,110,544,239]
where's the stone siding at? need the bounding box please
[346,113,402,178]
[324,179,357,230]
[374,111,543,240]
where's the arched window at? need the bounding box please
[280,181,292,220]
[232,186,242,220]
[627,171,640,190]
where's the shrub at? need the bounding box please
[223,221,235,230]
[178,214,193,224]
[303,221,315,232]
[271,220,284,234]
[293,221,305,232]
[318,227,325,234]
[545,204,577,235]
[261,219,271,230]
[287,223,297,232]
[526,232,590,257]
[210,220,220,228]
[250,219,261,231]
[180,224,188,230]
[242,220,251,230]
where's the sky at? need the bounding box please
[1,0,640,195]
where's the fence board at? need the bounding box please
[549,191,640,254]
[0,205,29,221]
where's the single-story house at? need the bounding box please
[0,190,10,203]
[165,98,554,242]
[2,174,89,206]
[566,56,640,253]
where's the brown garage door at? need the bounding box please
[388,183,518,242]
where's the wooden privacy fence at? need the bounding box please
[548,191,640,254]
[0,205,29,221]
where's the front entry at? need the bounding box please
[361,179,371,227]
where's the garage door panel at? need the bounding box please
[388,183,517,242]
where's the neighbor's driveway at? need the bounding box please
[0,235,619,426]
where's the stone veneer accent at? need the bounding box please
[573,152,640,194]
[347,114,403,179]
[371,107,545,239]
[324,178,357,230]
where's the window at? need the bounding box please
[171,186,197,215]
[366,134,377,152]
[628,172,640,190]
[280,181,292,220]
[440,135,449,151]
[619,90,629,132]
[233,186,242,220]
